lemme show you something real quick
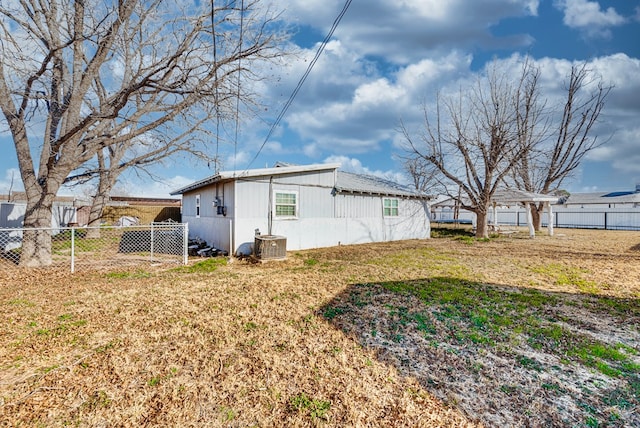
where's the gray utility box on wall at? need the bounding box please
[254,235,287,260]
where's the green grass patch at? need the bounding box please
[173,257,227,273]
[530,263,600,293]
[290,392,330,420]
[322,305,347,320]
[430,227,474,238]
[454,235,476,245]
[371,276,639,399]
[303,257,319,266]
[7,299,35,307]
[106,270,152,279]
[569,341,639,378]
[367,248,472,278]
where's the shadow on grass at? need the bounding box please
[430,227,474,238]
[319,277,640,427]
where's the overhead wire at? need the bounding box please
[211,0,220,174]
[243,0,353,171]
[233,0,245,176]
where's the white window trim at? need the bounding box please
[195,194,201,218]
[273,190,299,219]
[383,197,399,217]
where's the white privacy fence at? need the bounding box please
[0,223,188,272]
[434,208,640,231]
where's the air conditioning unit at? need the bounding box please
[254,235,287,260]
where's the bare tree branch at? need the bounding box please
[401,61,537,237]
[0,0,289,266]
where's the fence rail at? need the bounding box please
[0,223,188,272]
[435,208,640,231]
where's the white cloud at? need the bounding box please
[0,168,23,195]
[303,143,321,158]
[555,0,626,38]
[279,50,474,158]
[111,175,194,198]
[586,127,640,174]
[353,78,407,108]
[324,155,408,185]
[275,0,538,65]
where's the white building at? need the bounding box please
[558,186,640,209]
[171,163,432,256]
[0,199,79,252]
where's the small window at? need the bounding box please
[383,198,399,216]
[274,191,298,218]
[195,194,201,218]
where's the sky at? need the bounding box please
[1,0,639,198]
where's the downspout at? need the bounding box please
[268,176,273,235]
[333,168,338,218]
[381,196,387,241]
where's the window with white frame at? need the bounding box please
[274,191,298,218]
[383,198,399,216]
[195,194,201,218]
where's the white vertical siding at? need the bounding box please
[180,170,430,255]
[182,182,235,252]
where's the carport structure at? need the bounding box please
[490,189,559,238]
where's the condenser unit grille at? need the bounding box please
[254,235,287,260]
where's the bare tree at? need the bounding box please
[403,156,440,195]
[0,0,287,266]
[65,123,211,237]
[511,63,612,229]
[401,63,537,238]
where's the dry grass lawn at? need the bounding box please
[0,228,638,427]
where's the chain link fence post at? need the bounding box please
[183,223,189,265]
[71,227,75,273]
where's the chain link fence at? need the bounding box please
[0,222,188,272]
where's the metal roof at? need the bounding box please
[170,162,429,199]
[560,191,640,205]
[432,189,559,207]
[491,189,559,204]
[170,163,341,195]
[334,171,429,199]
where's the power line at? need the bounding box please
[211,0,220,174]
[233,0,245,176]
[244,0,353,170]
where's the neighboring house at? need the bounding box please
[557,186,640,209]
[0,195,85,252]
[101,196,182,225]
[0,194,81,229]
[170,163,431,255]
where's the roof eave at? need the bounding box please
[334,188,432,200]
[170,162,341,195]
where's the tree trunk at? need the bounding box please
[86,150,122,238]
[530,203,542,231]
[85,193,108,239]
[475,210,489,238]
[85,175,115,238]
[18,163,66,267]
[20,200,56,267]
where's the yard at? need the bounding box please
[1,228,638,427]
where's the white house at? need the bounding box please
[558,186,640,209]
[171,163,431,256]
[0,198,80,252]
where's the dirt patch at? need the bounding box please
[0,228,638,426]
